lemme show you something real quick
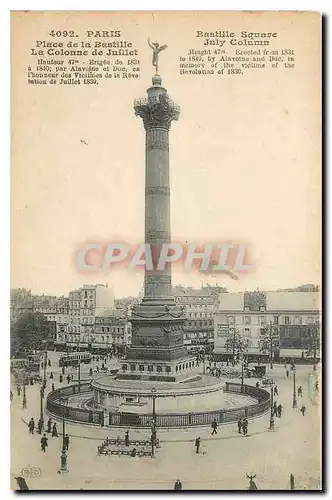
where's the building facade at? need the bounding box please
[214,290,320,360]
[173,285,223,352]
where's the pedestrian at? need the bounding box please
[28,418,35,434]
[297,386,302,397]
[47,418,52,433]
[64,434,70,451]
[125,430,129,446]
[59,374,63,383]
[237,418,243,434]
[286,369,289,378]
[52,423,58,437]
[67,374,70,384]
[195,436,201,454]
[211,419,218,435]
[284,363,287,369]
[17,385,21,396]
[50,372,53,379]
[300,405,306,416]
[96,366,99,373]
[174,479,182,490]
[89,368,93,377]
[274,386,279,396]
[51,383,55,391]
[40,433,48,452]
[37,418,43,434]
[277,404,283,418]
[242,418,248,436]
[273,401,278,417]
[61,367,65,375]
[48,359,51,367]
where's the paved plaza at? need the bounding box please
[11,353,321,490]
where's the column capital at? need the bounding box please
[134,82,180,131]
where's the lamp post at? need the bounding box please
[151,387,156,421]
[77,361,81,393]
[22,374,27,409]
[241,356,244,390]
[241,340,249,391]
[151,387,157,458]
[43,349,47,390]
[269,383,275,431]
[292,365,297,408]
[60,397,69,473]
[39,385,44,428]
[269,322,274,370]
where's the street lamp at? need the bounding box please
[43,349,47,390]
[241,340,249,391]
[151,387,157,458]
[39,385,45,428]
[269,322,274,370]
[241,356,245,391]
[60,397,69,473]
[77,361,81,393]
[22,373,27,409]
[268,382,275,431]
[292,365,297,408]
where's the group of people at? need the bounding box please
[237,418,249,436]
[272,401,283,418]
[28,417,70,452]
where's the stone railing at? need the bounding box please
[46,382,270,429]
[46,383,104,426]
[108,383,270,428]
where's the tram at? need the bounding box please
[59,352,92,367]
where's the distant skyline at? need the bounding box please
[11,274,319,301]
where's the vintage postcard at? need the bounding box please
[10,11,322,491]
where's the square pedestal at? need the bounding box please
[116,357,197,382]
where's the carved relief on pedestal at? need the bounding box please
[162,323,184,345]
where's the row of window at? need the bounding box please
[121,360,195,373]
[184,332,213,339]
[176,297,212,303]
[187,320,213,327]
[96,327,125,333]
[187,312,213,319]
[218,315,319,326]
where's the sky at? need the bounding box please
[11,12,321,299]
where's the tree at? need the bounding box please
[11,312,50,357]
[258,323,279,369]
[225,328,248,366]
[302,324,320,371]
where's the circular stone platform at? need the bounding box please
[91,375,256,414]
